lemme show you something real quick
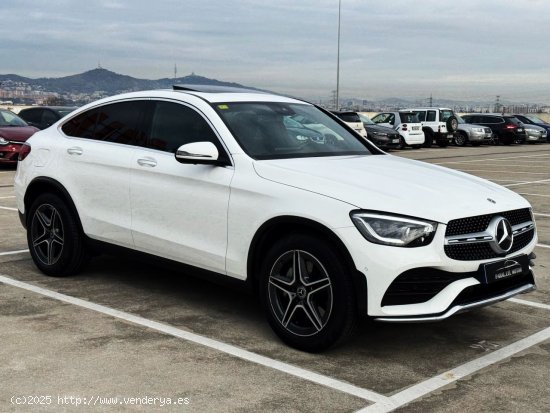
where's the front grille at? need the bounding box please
[444,229,534,260]
[444,208,534,261]
[446,208,532,236]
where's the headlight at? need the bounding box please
[472,127,484,133]
[350,211,438,247]
[0,136,8,145]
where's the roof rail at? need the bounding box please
[172,84,267,94]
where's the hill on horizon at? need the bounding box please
[0,68,252,95]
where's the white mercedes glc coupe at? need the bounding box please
[14,86,537,351]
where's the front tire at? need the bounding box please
[259,234,357,352]
[454,132,468,147]
[27,194,89,277]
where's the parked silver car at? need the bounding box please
[523,123,547,143]
[454,115,493,146]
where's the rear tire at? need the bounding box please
[437,138,448,148]
[259,234,357,352]
[27,193,89,277]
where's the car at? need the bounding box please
[522,123,547,143]
[407,107,459,148]
[357,113,400,150]
[0,109,39,165]
[461,114,527,145]
[15,86,538,352]
[330,111,368,138]
[453,115,493,147]
[18,106,78,130]
[513,114,550,142]
[371,111,425,148]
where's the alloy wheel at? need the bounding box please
[268,250,333,337]
[30,204,65,266]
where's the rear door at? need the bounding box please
[59,100,148,247]
[130,99,234,274]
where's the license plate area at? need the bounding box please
[480,255,529,284]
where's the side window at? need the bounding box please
[371,113,386,123]
[415,111,426,122]
[41,110,58,126]
[61,101,148,145]
[148,101,226,158]
[481,116,495,124]
[426,111,436,122]
[94,101,148,145]
[62,108,99,139]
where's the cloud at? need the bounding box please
[0,0,549,102]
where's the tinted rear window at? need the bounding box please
[62,101,148,146]
[399,113,419,123]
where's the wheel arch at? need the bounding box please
[247,215,368,316]
[24,177,83,232]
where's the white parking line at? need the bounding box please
[0,206,17,211]
[456,170,550,175]
[356,326,550,413]
[509,298,550,311]
[0,274,390,405]
[518,193,550,197]
[534,213,550,218]
[537,243,550,249]
[0,196,15,199]
[505,179,550,187]
[0,249,29,256]
[453,164,550,169]
[436,154,550,165]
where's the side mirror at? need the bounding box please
[175,141,220,165]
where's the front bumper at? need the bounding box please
[469,130,493,142]
[374,280,535,322]
[335,222,537,318]
[370,134,401,149]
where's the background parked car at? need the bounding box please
[18,106,78,130]
[283,116,325,144]
[371,111,425,149]
[0,109,39,164]
[407,107,458,148]
[513,114,550,142]
[461,114,526,145]
[357,113,400,150]
[454,115,493,147]
[331,111,368,137]
[522,123,547,143]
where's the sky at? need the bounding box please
[1,0,550,103]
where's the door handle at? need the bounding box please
[137,157,157,167]
[67,147,83,156]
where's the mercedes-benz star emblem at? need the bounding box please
[488,216,513,254]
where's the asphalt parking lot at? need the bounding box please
[1,144,549,412]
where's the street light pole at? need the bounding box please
[336,0,341,111]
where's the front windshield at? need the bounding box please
[358,113,375,125]
[0,110,28,127]
[214,102,372,160]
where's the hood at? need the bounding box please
[0,126,39,142]
[365,124,398,134]
[253,155,530,224]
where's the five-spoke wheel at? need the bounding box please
[27,194,89,277]
[260,234,357,352]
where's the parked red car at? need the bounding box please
[0,109,39,165]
